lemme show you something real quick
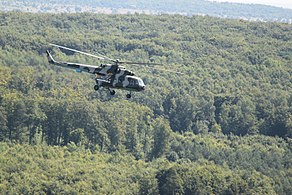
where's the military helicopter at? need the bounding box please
[46,43,166,99]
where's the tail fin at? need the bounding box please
[46,50,55,64]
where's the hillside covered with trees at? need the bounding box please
[2,0,292,23]
[0,12,291,194]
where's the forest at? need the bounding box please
[2,0,292,22]
[0,12,291,194]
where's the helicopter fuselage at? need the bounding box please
[46,50,144,98]
[96,75,145,92]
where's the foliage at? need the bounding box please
[0,12,291,194]
[1,142,288,194]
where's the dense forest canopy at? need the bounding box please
[0,12,291,194]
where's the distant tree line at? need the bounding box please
[3,0,292,22]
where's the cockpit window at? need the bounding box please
[128,78,137,86]
[128,77,144,86]
[138,79,144,86]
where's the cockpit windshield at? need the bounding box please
[127,76,145,87]
[138,79,145,86]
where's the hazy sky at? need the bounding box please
[209,0,292,9]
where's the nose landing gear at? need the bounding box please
[126,93,131,99]
[94,85,99,91]
[109,89,116,96]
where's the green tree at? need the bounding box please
[2,93,27,142]
[150,117,172,159]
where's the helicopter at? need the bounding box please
[46,43,166,99]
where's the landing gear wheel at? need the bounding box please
[110,90,116,96]
[126,94,131,99]
[94,85,99,91]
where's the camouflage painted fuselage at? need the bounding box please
[46,50,145,92]
[96,75,145,92]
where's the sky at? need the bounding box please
[209,0,292,9]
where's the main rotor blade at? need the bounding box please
[118,61,163,65]
[93,50,115,62]
[149,66,184,75]
[130,64,184,75]
[49,43,165,66]
[49,43,114,61]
